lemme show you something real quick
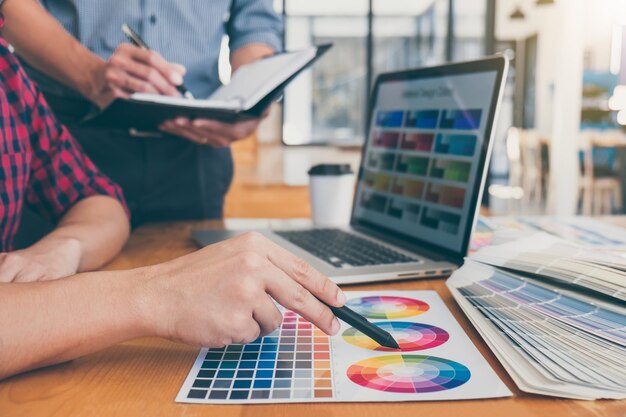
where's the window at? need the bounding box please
[281,0,490,145]
[282,0,369,145]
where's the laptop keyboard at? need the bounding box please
[275,229,418,268]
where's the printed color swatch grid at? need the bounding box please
[183,311,332,402]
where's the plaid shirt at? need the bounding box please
[0,14,128,251]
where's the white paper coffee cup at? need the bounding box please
[308,164,355,226]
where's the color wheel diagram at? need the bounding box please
[342,321,449,352]
[345,295,429,319]
[343,296,470,394]
[347,355,471,393]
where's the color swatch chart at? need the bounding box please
[356,107,484,254]
[176,291,510,404]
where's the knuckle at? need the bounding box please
[104,70,116,82]
[292,284,310,309]
[146,51,159,65]
[145,68,159,82]
[216,337,232,348]
[237,251,264,271]
[108,55,122,67]
[133,80,151,92]
[292,258,314,281]
[123,77,135,89]
[239,231,264,247]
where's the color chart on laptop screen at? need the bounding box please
[175,291,510,404]
[353,71,498,252]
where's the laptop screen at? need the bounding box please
[352,61,504,256]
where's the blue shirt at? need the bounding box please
[24,0,283,99]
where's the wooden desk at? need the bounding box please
[1,219,625,417]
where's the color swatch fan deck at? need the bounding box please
[176,291,510,404]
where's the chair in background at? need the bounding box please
[500,127,548,214]
[506,127,523,191]
[518,129,546,210]
[578,130,622,215]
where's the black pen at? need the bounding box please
[121,23,194,99]
[319,299,400,349]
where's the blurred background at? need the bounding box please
[220,0,626,219]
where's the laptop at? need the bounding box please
[193,56,509,284]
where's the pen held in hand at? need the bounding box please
[121,23,194,99]
[319,299,400,349]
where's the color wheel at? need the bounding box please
[347,355,470,393]
[345,296,429,319]
[342,321,449,351]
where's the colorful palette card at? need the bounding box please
[476,216,626,249]
[447,260,626,400]
[175,291,511,404]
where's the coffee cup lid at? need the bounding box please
[308,164,353,176]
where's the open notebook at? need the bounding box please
[82,44,331,129]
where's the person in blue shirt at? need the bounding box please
[0,0,282,227]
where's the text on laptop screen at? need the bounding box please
[353,70,498,253]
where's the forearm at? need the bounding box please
[28,196,130,273]
[0,0,105,100]
[230,43,275,72]
[0,268,150,379]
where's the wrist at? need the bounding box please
[128,264,171,339]
[79,58,108,104]
[82,268,156,342]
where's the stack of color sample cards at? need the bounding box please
[473,215,626,250]
[176,291,511,404]
[447,235,626,400]
[470,232,626,302]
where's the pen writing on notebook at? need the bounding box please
[121,23,194,99]
[317,298,400,349]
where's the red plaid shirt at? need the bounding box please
[0,15,128,251]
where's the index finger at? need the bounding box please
[262,240,346,308]
[126,46,185,86]
[262,262,340,335]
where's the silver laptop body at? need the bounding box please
[194,56,509,285]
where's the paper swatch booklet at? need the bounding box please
[447,233,626,400]
[82,44,331,130]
